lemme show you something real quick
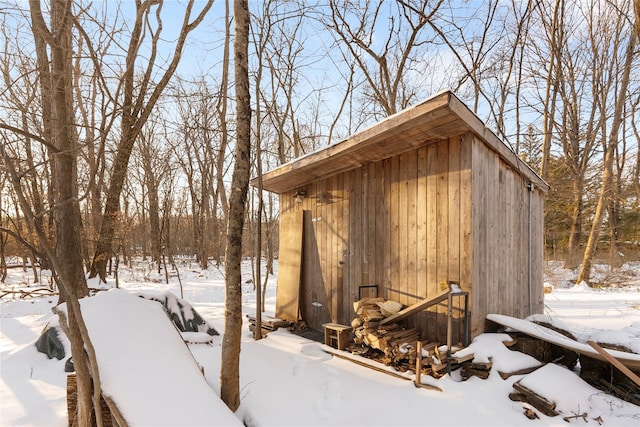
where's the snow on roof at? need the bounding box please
[253,90,549,194]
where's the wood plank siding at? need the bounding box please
[278,134,545,343]
[258,91,547,344]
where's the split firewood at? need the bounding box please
[353,297,385,316]
[503,338,518,347]
[498,364,543,380]
[420,341,438,355]
[512,380,559,417]
[448,353,474,364]
[465,359,492,371]
[362,308,385,321]
[460,365,490,380]
[434,344,444,364]
[523,407,539,420]
[431,361,449,373]
[377,300,403,317]
[509,392,527,403]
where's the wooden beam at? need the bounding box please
[379,287,451,326]
[323,349,411,381]
[587,341,640,387]
[324,349,442,392]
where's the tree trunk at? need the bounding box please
[608,192,623,268]
[540,0,564,180]
[215,1,231,265]
[199,172,210,270]
[564,178,583,269]
[27,1,96,425]
[0,188,7,283]
[221,0,250,412]
[141,136,162,265]
[49,4,95,422]
[635,0,640,38]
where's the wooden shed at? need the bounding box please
[254,90,549,345]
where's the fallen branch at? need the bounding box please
[1,286,107,300]
[0,288,58,299]
[498,364,544,380]
[562,413,588,422]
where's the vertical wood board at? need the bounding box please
[276,208,304,321]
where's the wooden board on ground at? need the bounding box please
[487,313,640,372]
[275,209,304,321]
[246,315,292,332]
[58,289,241,426]
[379,287,451,326]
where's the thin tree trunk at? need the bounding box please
[564,178,583,269]
[221,0,250,412]
[49,2,96,423]
[0,187,7,282]
[214,2,232,266]
[24,2,99,425]
[635,0,640,38]
[608,189,623,268]
[540,0,564,180]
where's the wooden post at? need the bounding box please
[415,340,423,387]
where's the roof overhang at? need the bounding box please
[252,90,549,194]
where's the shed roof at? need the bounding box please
[253,90,549,194]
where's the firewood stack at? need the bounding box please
[350,297,421,367]
[348,296,482,378]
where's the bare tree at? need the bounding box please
[426,1,504,110]
[578,23,636,283]
[135,116,173,267]
[90,0,214,282]
[0,14,54,278]
[539,0,564,180]
[172,78,225,269]
[523,0,637,268]
[327,0,444,119]
[221,0,250,412]
[2,1,105,424]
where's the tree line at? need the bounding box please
[1,0,639,418]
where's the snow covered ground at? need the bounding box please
[1,259,640,426]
